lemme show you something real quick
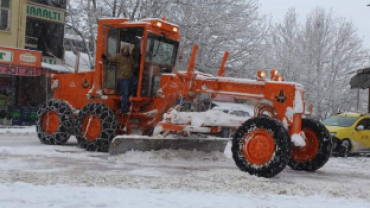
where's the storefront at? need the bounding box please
[25,1,66,64]
[0,46,50,126]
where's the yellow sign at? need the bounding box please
[26,4,65,24]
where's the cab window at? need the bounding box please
[356,118,370,130]
[141,33,179,97]
[322,116,358,127]
[145,33,178,67]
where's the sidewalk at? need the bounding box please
[0,125,36,135]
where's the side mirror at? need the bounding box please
[356,125,365,131]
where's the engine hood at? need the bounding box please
[325,125,349,133]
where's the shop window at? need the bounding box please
[0,0,10,31]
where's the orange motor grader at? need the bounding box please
[36,18,332,178]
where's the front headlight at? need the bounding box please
[330,132,336,137]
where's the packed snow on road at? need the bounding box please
[0,128,370,207]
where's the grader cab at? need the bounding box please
[36,18,332,178]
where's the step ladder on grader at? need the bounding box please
[36,18,332,178]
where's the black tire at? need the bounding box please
[339,139,352,158]
[76,102,117,152]
[232,117,291,178]
[36,99,73,145]
[331,136,341,157]
[75,136,86,148]
[220,127,231,138]
[288,118,332,171]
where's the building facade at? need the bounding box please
[0,0,28,48]
[25,0,66,63]
[0,0,67,126]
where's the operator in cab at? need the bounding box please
[102,45,138,113]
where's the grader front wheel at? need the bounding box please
[76,103,117,152]
[288,118,332,171]
[232,117,291,178]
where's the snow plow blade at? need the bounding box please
[109,136,229,155]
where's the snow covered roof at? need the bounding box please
[64,51,92,72]
[41,51,92,73]
[41,62,72,73]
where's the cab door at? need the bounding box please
[140,33,179,97]
[353,118,370,150]
[103,27,120,95]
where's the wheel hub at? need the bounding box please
[292,129,319,162]
[42,111,59,134]
[82,115,102,141]
[243,129,275,165]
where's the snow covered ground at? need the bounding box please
[0,129,370,207]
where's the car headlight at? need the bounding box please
[330,132,336,137]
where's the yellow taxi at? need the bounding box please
[322,113,370,157]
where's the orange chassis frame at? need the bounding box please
[51,18,305,140]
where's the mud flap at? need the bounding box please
[109,136,229,155]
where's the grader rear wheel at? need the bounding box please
[36,99,73,145]
[232,117,291,178]
[76,103,117,152]
[288,118,332,171]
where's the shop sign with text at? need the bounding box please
[26,3,65,24]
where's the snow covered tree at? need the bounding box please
[64,0,268,75]
[266,7,369,118]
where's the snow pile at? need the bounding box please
[294,89,304,113]
[291,133,306,147]
[64,51,92,72]
[211,101,255,116]
[42,62,73,72]
[285,107,294,122]
[0,126,36,136]
[165,109,250,127]
[0,182,369,208]
[1,136,370,202]
[109,149,228,164]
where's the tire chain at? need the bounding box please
[288,118,332,171]
[232,117,291,178]
[76,102,117,152]
[36,99,73,145]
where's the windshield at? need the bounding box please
[146,33,179,66]
[322,116,359,127]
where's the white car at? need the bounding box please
[211,101,254,138]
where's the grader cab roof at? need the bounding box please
[99,18,180,40]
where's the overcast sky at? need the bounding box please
[258,0,370,47]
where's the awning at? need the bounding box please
[350,68,370,89]
[0,46,45,76]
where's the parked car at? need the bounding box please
[212,102,253,138]
[322,112,370,157]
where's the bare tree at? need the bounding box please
[266,7,369,118]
